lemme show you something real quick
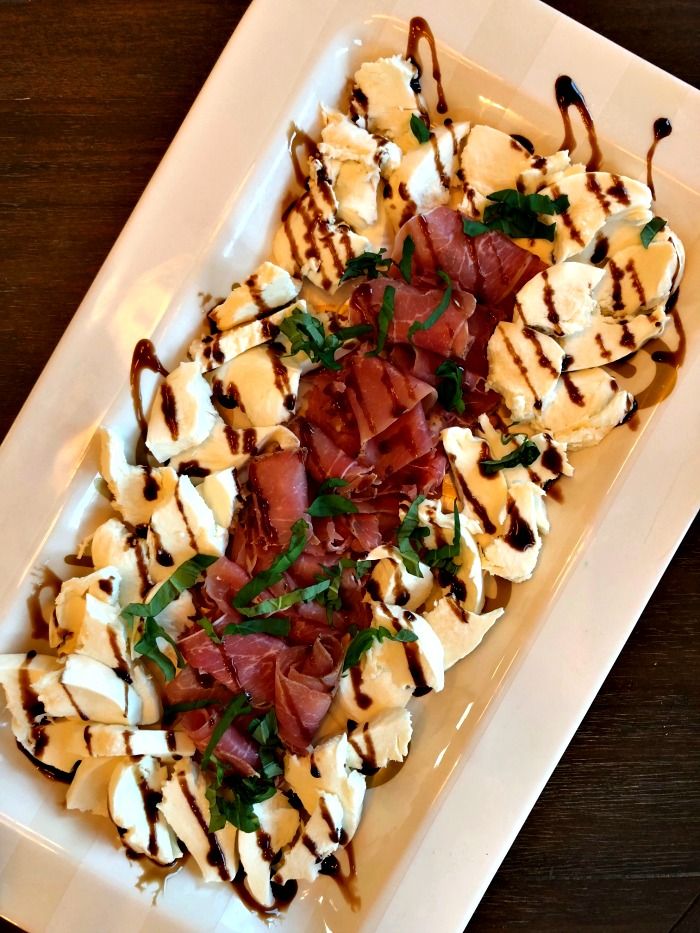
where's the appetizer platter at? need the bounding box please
[1,2,698,931]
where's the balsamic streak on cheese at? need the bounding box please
[645,117,672,201]
[554,75,602,171]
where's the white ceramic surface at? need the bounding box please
[1,1,699,931]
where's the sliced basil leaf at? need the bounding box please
[397,235,415,283]
[133,617,184,682]
[397,495,428,578]
[435,360,465,414]
[197,616,221,644]
[201,694,252,767]
[123,554,218,619]
[463,218,490,237]
[480,437,540,474]
[164,698,217,717]
[408,270,453,341]
[239,579,332,618]
[340,248,392,283]
[223,617,291,637]
[308,493,359,518]
[343,625,419,671]
[317,477,349,494]
[233,519,307,609]
[487,189,569,215]
[423,501,461,574]
[248,709,278,746]
[367,285,395,357]
[640,216,667,248]
[410,113,431,144]
[278,310,339,370]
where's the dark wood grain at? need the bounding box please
[0,2,697,932]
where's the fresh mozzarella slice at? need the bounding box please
[441,427,509,535]
[415,498,485,612]
[530,367,636,450]
[158,759,238,882]
[238,793,299,908]
[0,653,61,748]
[109,756,182,865]
[274,792,344,886]
[477,415,574,489]
[285,733,366,840]
[345,708,413,771]
[365,545,434,611]
[424,598,504,669]
[514,263,605,337]
[597,241,680,317]
[540,172,652,262]
[210,262,301,331]
[91,518,151,606]
[130,662,162,725]
[518,150,582,195]
[36,655,143,725]
[272,195,370,294]
[384,122,469,230]
[576,209,653,264]
[486,322,565,420]
[146,362,219,462]
[66,757,127,818]
[561,305,667,370]
[352,55,423,146]
[196,468,238,530]
[481,482,548,583]
[99,429,178,525]
[169,423,299,475]
[146,475,226,582]
[208,345,302,427]
[189,304,302,373]
[459,124,531,215]
[319,107,401,229]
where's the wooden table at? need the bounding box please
[0,2,697,931]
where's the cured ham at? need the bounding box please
[163,664,234,708]
[293,419,373,490]
[363,403,435,478]
[179,706,260,776]
[349,279,476,359]
[179,626,241,691]
[303,370,361,457]
[248,448,309,550]
[392,206,547,308]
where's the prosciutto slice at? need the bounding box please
[204,557,249,618]
[179,706,260,777]
[179,626,241,691]
[163,664,234,708]
[303,370,361,457]
[349,279,476,359]
[248,448,309,550]
[392,206,547,308]
[294,419,373,490]
[363,403,435,478]
[343,353,436,445]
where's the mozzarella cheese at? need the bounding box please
[441,427,508,534]
[275,791,344,885]
[99,428,178,525]
[109,756,182,865]
[285,733,366,840]
[208,345,303,427]
[158,759,238,882]
[515,263,605,337]
[540,172,652,263]
[90,518,151,606]
[481,482,548,583]
[189,303,302,373]
[345,708,413,771]
[0,653,61,748]
[238,793,299,908]
[365,545,434,611]
[385,122,469,230]
[146,362,219,462]
[424,598,504,669]
[66,757,127,818]
[210,262,301,332]
[597,241,680,317]
[36,654,143,725]
[560,304,667,371]
[319,107,401,229]
[353,55,423,146]
[147,475,226,582]
[196,468,238,529]
[169,422,299,475]
[486,322,565,420]
[531,367,635,450]
[415,498,485,612]
[130,662,163,725]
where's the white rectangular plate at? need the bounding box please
[1,1,699,931]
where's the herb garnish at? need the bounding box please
[232,519,307,610]
[343,625,419,671]
[340,248,393,283]
[315,558,372,624]
[122,554,218,619]
[223,617,291,637]
[397,495,429,577]
[410,113,431,144]
[163,697,217,722]
[201,694,252,768]
[408,270,453,340]
[197,616,221,644]
[640,216,667,248]
[435,360,465,413]
[237,579,332,618]
[307,491,359,518]
[278,309,371,371]
[462,188,569,241]
[318,477,349,494]
[480,437,540,474]
[206,756,277,834]
[422,502,461,576]
[367,285,396,356]
[133,617,184,681]
[248,710,283,780]
[397,235,415,283]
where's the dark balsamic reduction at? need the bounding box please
[646,117,672,200]
[405,16,448,114]
[554,75,602,171]
[130,339,168,438]
[511,133,535,155]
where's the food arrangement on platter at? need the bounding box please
[0,16,685,914]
